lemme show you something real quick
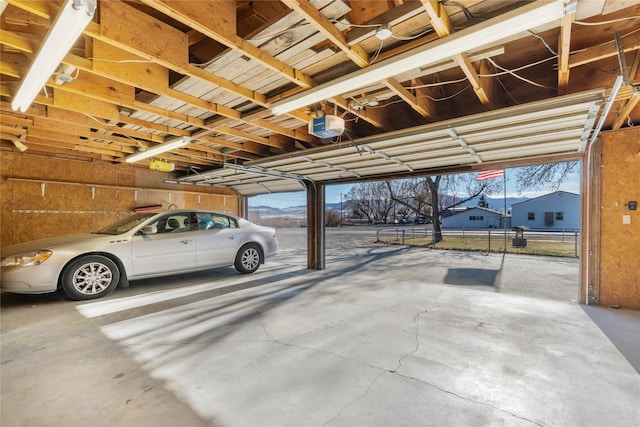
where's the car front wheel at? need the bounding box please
[234,244,262,274]
[61,255,120,300]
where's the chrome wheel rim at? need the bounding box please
[241,248,260,270]
[72,262,113,295]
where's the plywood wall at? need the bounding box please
[1,152,240,247]
[596,127,640,309]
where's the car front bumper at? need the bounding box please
[1,265,59,294]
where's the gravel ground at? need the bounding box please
[275,226,379,252]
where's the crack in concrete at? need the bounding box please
[260,290,543,427]
[390,370,545,426]
[392,293,546,427]
[258,317,384,372]
[322,370,387,427]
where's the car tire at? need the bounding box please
[61,255,120,300]
[234,244,262,274]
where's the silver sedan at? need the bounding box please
[1,209,278,300]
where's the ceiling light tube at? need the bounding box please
[125,137,191,163]
[270,0,565,116]
[11,0,96,112]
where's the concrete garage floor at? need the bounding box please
[2,246,640,427]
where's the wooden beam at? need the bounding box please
[557,12,574,95]
[569,30,640,68]
[280,0,369,68]
[346,1,425,45]
[421,0,452,36]
[140,0,316,89]
[384,78,434,119]
[0,28,35,53]
[421,0,492,107]
[87,2,268,106]
[611,90,640,130]
[66,46,305,142]
[453,53,490,105]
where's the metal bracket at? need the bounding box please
[614,32,630,86]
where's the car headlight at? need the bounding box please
[1,250,53,267]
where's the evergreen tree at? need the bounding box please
[477,194,489,208]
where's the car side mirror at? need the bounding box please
[141,225,158,235]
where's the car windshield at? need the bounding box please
[95,212,159,235]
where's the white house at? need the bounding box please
[441,207,505,229]
[511,191,580,230]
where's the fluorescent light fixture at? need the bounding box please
[125,136,191,163]
[270,0,566,116]
[11,0,96,112]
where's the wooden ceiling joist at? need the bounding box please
[1,0,636,179]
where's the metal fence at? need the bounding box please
[375,227,580,258]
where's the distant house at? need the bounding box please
[441,207,506,229]
[511,191,579,230]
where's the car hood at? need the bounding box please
[1,233,122,257]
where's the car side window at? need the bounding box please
[148,214,192,233]
[195,213,237,231]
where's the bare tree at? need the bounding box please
[514,161,578,193]
[347,181,394,222]
[383,173,499,242]
[325,209,341,227]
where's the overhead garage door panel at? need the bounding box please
[177,90,604,195]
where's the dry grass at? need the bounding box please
[378,235,578,258]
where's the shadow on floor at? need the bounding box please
[582,305,640,374]
[445,268,498,286]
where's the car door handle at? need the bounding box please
[180,239,192,244]
[227,235,235,240]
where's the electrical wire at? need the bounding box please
[574,16,640,26]
[391,27,433,41]
[419,84,472,102]
[494,77,520,105]
[443,1,484,21]
[528,30,557,56]
[82,113,145,147]
[486,57,554,90]
[331,19,380,28]
[407,77,469,89]
[369,40,385,64]
[480,55,557,77]
[406,54,557,92]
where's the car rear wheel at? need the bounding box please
[234,244,262,274]
[61,255,120,300]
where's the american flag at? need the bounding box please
[477,169,504,180]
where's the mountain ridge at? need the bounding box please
[249,195,530,217]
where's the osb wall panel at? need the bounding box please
[598,128,640,309]
[1,152,240,247]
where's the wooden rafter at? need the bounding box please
[558,11,575,95]
[1,0,637,171]
[139,0,316,89]
[421,0,492,106]
[281,0,370,68]
[0,10,316,160]
[569,30,640,69]
[282,0,434,122]
[612,89,640,130]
